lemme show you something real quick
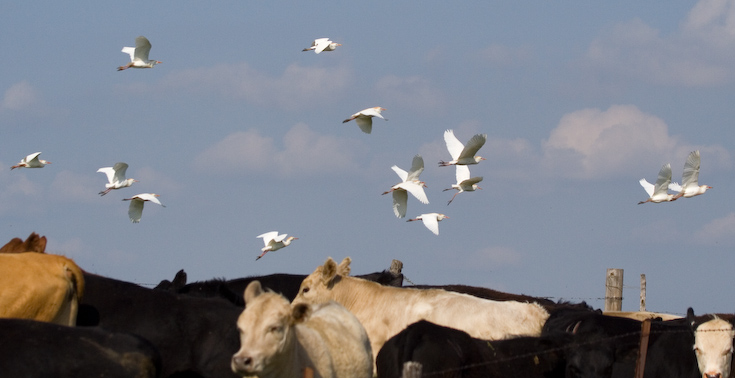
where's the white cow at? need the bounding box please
[292,257,550,367]
[231,280,372,378]
[694,317,735,378]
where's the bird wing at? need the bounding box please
[463,176,484,187]
[681,150,700,187]
[128,199,145,223]
[455,164,470,183]
[653,163,672,195]
[313,38,331,54]
[121,46,136,61]
[359,108,384,119]
[421,214,440,235]
[392,189,408,218]
[406,154,424,182]
[136,193,164,206]
[272,233,288,243]
[355,117,373,134]
[401,182,429,204]
[257,231,279,246]
[668,181,683,192]
[443,130,464,160]
[391,165,409,182]
[133,36,152,62]
[25,152,42,164]
[97,167,116,184]
[459,134,487,160]
[639,178,655,197]
[112,162,129,183]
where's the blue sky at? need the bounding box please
[2,1,735,314]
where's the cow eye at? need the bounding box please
[302,287,310,294]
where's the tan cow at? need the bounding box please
[232,280,373,378]
[694,317,735,378]
[292,257,550,367]
[0,252,84,326]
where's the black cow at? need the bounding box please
[78,272,243,378]
[156,266,404,305]
[543,307,714,378]
[0,318,160,377]
[376,320,614,378]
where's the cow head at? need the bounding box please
[231,280,311,377]
[694,317,735,378]
[292,257,351,306]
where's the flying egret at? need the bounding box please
[638,163,677,204]
[669,150,711,199]
[97,162,138,196]
[443,165,483,205]
[11,152,51,170]
[302,38,341,54]
[406,213,449,236]
[122,193,165,223]
[382,154,429,218]
[439,130,487,166]
[117,36,162,71]
[342,107,387,134]
[256,231,298,260]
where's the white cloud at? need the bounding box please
[123,62,353,110]
[693,212,735,245]
[193,123,366,177]
[582,0,735,86]
[375,75,446,115]
[1,81,38,111]
[542,105,731,179]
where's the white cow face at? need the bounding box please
[232,281,305,377]
[293,257,352,306]
[694,318,735,378]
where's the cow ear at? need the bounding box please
[172,269,187,289]
[320,258,338,284]
[291,303,312,324]
[244,280,263,304]
[337,257,352,276]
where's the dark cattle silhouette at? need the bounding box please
[79,272,242,378]
[0,318,160,377]
[376,319,615,378]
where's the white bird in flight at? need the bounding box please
[117,36,162,71]
[11,152,51,170]
[669,150,711,199]
[122,193,165,223]
[382,154,429,218]
[97,162,138,196]
[302,38,341,54]
[256,231,298,260]
[439,130,487,166]
[342,107,387,134]
[407,213,449,236]
[638,163,677,204]
[444,165,483,205]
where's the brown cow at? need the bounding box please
[0,252,84,326]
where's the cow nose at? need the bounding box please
[705,373,721,378]
[232,355,253,370]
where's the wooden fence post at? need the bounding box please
[640,274,646,312]
[605,268,623,312]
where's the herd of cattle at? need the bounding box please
[1,233,734,378]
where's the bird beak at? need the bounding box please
[133,179,139,182]
[477,186,483,190]
[156,61,163,64]
[480,157,486,161]
[380,107,387,111]
[336,44,342,46]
